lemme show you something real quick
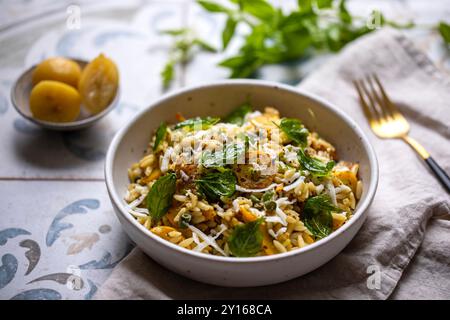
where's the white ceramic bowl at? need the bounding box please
[105,80,378,287]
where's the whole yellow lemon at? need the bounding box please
[32,57,82,88]
[30,80,81,123]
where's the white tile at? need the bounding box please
[0,180,133,300]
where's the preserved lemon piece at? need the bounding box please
[29,80,81,122]
[32,57,81,88]
[78,54,119,114]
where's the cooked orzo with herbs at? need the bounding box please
[125,104,363,257]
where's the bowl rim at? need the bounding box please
[10,58,119,130]
[105,79,379,263]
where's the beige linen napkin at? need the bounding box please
[95,28,450,300]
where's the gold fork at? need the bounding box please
[353,74,450,193]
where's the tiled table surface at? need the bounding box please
[0,0,449,300]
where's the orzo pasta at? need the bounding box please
[124,104,362,257]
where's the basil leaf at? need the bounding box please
[297,0,313,12]
[303,194,342,239]
[228,218,263,257]
[218,54,262,78]
[279,118,309,146]
[222,17,237,50]
[197,0,230,13]
[161,61,174,88]
[316,0,333,9]
[224,104,252,125]
[338,0,352,24]
[240,0,275,21]
[146,173,177,220]
[153,122,167,151]
[297,148,335,177]
[201,143,245,168]
[439,22,450,44]
[195,169,236,202]
[160,28,188,36]
[193,39,217,52]
[174,117,220,131]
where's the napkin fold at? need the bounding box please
[95,28,450,300]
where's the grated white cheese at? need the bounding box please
[129,209,148,218]
[284,150,298,163]
[188,225,228,256]
[160,147,174,173]
[244,111,262,122]
[232,198,241,213]
[215,224,228,238]
[127,193,149,218]
[133,207,149,214]
[276,197,295,206]
[281,172,300,184]
[192,232,200,245]
[274,197,295,226]
[191,227,226,255]
[326,181,337,205]
[265,216,284,224]
[213,204,224,214]
[249,207,266,218]
[283,175,305,192]
[335,185,352,194]
[235,183,278,193]
[180,170,189,182]
[127,193,147,209]
[193,241,209,253]
[315,184,324,194]
[268,227,287,239]
[275,208,287,226]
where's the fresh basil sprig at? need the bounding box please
[279,118,309,146]
[223,103,252,125]
[228,218,264,257]
[303,194,343,239]
[297,148,335,177]
[146,173,177,220]
[197,0,415,78]
[153,122,167,151]
[201,143,245,168]
[161,1,447,85]
[195,169,236,202]
[160,28,216,88]
[174,117,220,131]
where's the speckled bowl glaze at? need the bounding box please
[11,58,120,131]
[105,80,378,287]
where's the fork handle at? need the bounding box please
[425,157,450,193]
[403,136,450,193]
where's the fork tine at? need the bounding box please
[352,79,377,125]
[372,74,404,120]
[366,75,393,120]
[357,78,384,121]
